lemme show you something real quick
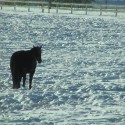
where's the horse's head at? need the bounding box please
[32,46,42,63]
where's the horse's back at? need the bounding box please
[10,51,25,66]
[10,50,36,74]
[11,50,28,60]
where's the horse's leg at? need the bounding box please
[13,77,19,89]
[18,75,22,88]
[12,72,19,89]
[29,72,34,90]
[13,77,20,89]
[23,74,26,87]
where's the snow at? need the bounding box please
[0,6,125,125]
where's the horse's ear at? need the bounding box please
[33,45,35,48]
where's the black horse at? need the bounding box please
[10,46,42,89]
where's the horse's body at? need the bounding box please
[10,46,42,89]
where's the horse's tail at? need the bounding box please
[10,54,21,89]
[10,54,14,76]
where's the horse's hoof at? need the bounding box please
[22,85,25,88]
[29,86,32,90]
[13,86,19,89]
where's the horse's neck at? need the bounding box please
[29,49,34,54]
[29,49,36,58]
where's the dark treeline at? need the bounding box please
[45,0,95,3]
[11,0,95,4]
[0,0,95,6]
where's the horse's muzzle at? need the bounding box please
[38,60,42,63]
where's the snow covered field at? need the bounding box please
[0,7,125,125]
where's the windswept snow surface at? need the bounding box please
[0,8,125,125]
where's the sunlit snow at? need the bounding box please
[0,7,125,125]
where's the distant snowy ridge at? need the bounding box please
[96,0,125,5]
